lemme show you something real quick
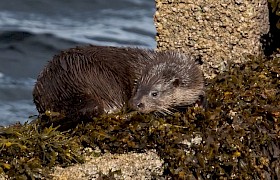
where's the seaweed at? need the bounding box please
[0,122,83,179]
[152,54,280,179]
[0,54,279,179]
[269,0,280,27]
[70,54,279,179]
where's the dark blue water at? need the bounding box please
[0,0,156,125]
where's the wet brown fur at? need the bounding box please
[33,45,152,127]
[33,45,204,128]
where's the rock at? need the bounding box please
[154,0,269,78]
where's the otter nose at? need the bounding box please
[137,102,145,109]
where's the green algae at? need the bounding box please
[0,54,279,179]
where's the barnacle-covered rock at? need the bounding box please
[155,0,269,78]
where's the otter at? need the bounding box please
[33,45,204,127]
[33,45,153,127]
[130,51,204,114]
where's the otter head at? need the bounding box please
[130,51,204,114]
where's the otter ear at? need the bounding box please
[172,78,180,87]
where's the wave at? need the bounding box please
[0,0,156,125]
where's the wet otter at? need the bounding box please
[33,45,204,127]
[130,51,204,114]
[33,45,153,127]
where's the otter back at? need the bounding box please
[33,45,153,126]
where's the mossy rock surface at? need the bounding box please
[0,54,279,179]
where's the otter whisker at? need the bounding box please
[168,106,177,112]
[153,111,162,118]
[159,108,174,116]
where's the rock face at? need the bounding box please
[52,150,163,180]
[154,0,269,78]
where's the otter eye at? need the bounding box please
[150,91,159,98]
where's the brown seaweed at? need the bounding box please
[0,54,279,179]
